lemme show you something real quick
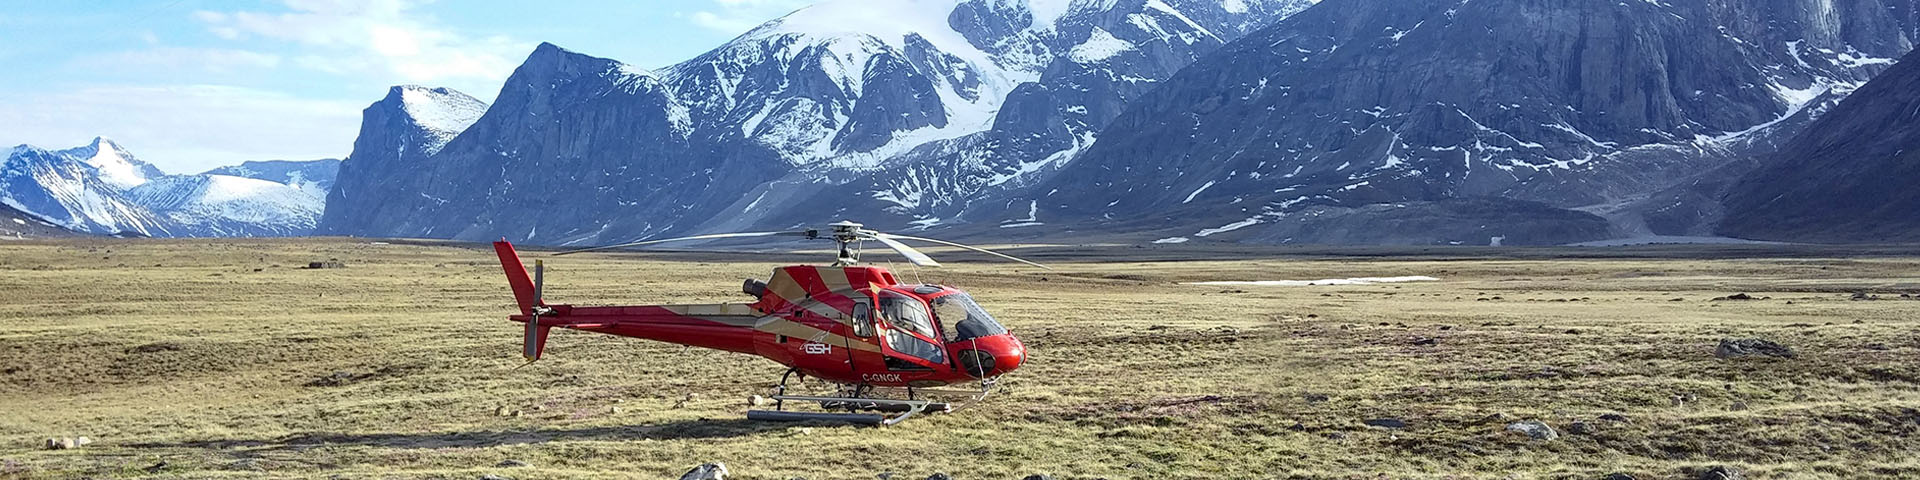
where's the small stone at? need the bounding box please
[1729,401,1749,411]
[1412,337,1438,346]
[510,410,524,417]
[926,474,952,480]
[1672,395,1687,407]
[750,395,768,406]
[609,406,622,414]
[495,406,512,417]
[1021,475,1056,480]
[1506,420,1558,441]
[1363,418,1407,429]
[479,475,510,480]
[73,437,90,447]
[679,462,729,480]
[144,462,169,473]
[1567,420,1595,435]
[1287,422,1307,431]
[1699,466,1745,480]
[1599,413,1630,423]
[497,460,530,468]
[1303,393,1330,404]
[1325,432,1348,441]
[1602,474,1637,480]
[1477,413,1512,424]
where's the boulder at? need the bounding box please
[680,462,729,480]
[1715,339,1795,359]
[1567,420,1595,435]
[1506,420,1558,441]
[1699,466,1745,480]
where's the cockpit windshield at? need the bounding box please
[930,292,1007,342]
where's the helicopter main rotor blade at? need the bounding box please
[552,231,813,256]
[867,234,942,267]
[871,233,1052,270]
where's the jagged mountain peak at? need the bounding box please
[51,136,165,189]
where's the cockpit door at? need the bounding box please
[875,290,949,372]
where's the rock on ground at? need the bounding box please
[680,462,729,480]
[1715,339,1796,359]
[1700,466,1745,480]
[1506,420,1559,441]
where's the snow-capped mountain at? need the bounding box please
[1719,48,1920,242]
[2,139,334,237]
[126,174,324,237]
[319,0,1318,243]
[203,159,340,197]
[1,143,169,236]
[998,0,1917,245]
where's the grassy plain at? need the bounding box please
[2,238,1919,479]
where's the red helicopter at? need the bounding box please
[492,221,1047,425]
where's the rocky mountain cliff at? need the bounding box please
[990,0,1917,245]
[316,86,487,236]
[317,0,1317,244]
[1719,48,1920,242]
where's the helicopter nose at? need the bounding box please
[995,335,1026,373]
[956,334,1025,377]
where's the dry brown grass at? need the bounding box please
[2,238,1919,479]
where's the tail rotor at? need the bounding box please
[522,260,546,364]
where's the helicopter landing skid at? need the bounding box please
[745,371,996,426]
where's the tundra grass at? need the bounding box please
[1,238,1918,479]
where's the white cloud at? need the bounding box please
[193,0,528,92]
[0,85,362,174]
[686,0,820,35]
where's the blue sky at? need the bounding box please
[0,0,821,173]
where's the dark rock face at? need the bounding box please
[1719,49,1920,242]
[316,85,486,237]
[1009,0,1915,244]
[329,44,784,243]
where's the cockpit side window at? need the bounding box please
[878,290,936,339]
[851,300,874,337]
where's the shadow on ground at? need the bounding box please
[129,418,825,451]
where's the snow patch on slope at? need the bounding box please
[394,86,488,155]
